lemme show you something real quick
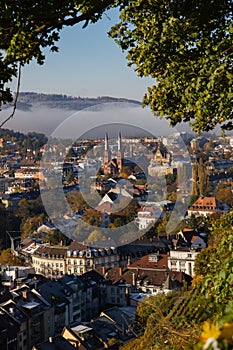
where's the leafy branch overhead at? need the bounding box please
[109,0,233,133]
[1,0,233,133]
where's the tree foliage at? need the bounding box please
[110,0,233,133]
[124,211,233,350]
[0,248,23,266]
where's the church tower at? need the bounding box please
[116,130,123,173]
[103,133,111,174]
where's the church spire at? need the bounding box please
[117,129,122,151]
[103,132,111,174]
[116,129,123,173]
[105,132,109,151]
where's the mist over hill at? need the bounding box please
[6,92,141,112]
[0,92,195,138]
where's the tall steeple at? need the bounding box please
[117,129,122,151]
[117,129,123,173]
[103,132,111,174]
[105,132,109,151]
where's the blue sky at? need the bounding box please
[18,9,153,101]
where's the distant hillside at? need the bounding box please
[9,92,141,111]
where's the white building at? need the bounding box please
[136,206,162,230]
[168,248,200,277]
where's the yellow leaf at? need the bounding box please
[200,322,221,343]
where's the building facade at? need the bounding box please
[168,248,200,277]
[31,244,120,278]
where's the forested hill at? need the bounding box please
[8,92,141,111]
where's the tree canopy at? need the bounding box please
[0,0,232,133]
[109,0,233,133]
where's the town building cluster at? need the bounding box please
[0,129,233,349]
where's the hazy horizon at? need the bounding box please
[0,102,194,139]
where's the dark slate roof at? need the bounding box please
[117,243,156,257]
[34,335,76,350]
[0,308,19,338]
[59,274,84,289]
[81,270,105,284]
[38,280,70,307]
[87,318,117,343]
[101,306,136,331]
[11,285,50,316]
[1,300,28,323]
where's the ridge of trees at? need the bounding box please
[3,92,141,112]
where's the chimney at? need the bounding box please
[119,267,123,276]
[49,337,53,343]
[132,273,136,287]
[22,290,27,299]
[101,266,106,275]
[125,286,130,306]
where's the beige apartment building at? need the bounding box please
[31,244,120,278]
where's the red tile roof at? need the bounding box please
[128,253,168,270]
[189,196,217,212]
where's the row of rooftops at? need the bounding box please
[30,245,119,259]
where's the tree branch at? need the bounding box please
[0,63,21,128]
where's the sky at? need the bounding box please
[15,8,153,101]
[3,8,196,137]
